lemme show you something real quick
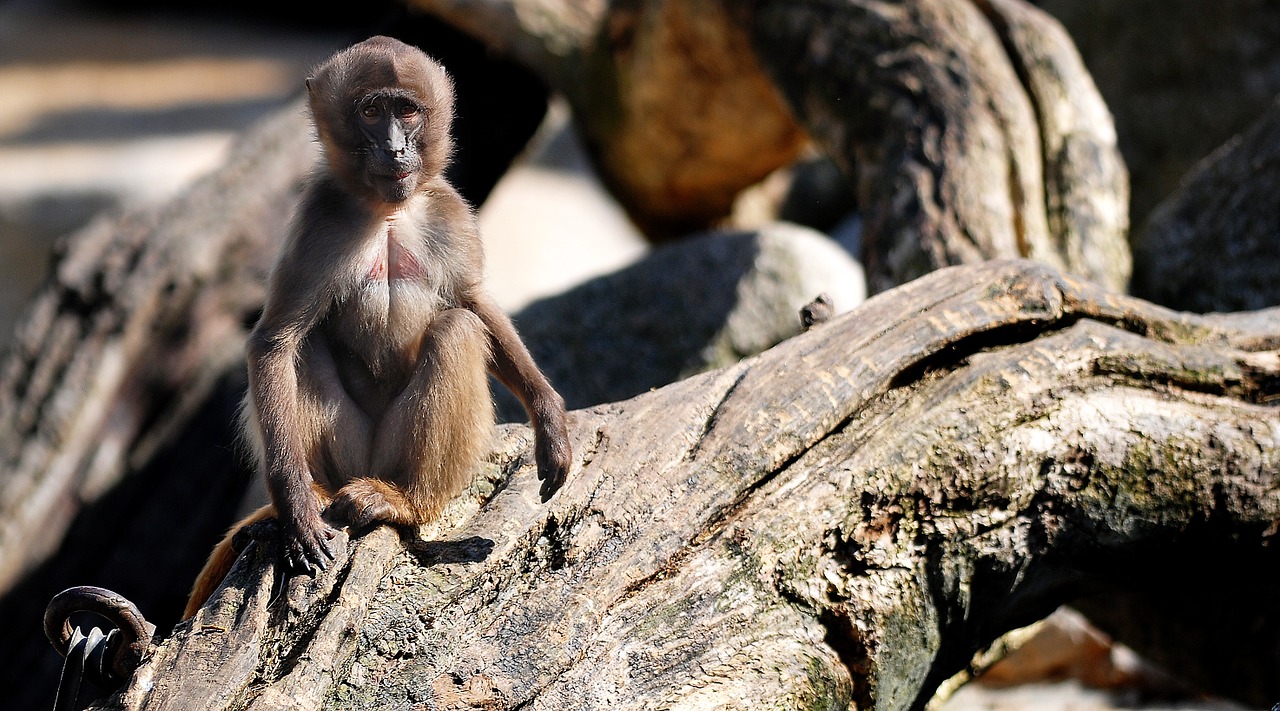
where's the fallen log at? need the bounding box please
[106,260,1280,710]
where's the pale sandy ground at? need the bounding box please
[0,3,1259,710]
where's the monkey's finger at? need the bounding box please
[316,543,335,565]
[537,460,567,502]
[307,541,331,571]
[287,548,313,575]
[536,440,570,501]
[310,528,339,568]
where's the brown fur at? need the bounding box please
[184,36,571,620]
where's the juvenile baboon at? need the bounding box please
[185,36,571,618]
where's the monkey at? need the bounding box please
[184,36,571,619]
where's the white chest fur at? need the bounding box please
[343,216,447,352]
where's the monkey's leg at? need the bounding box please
[329,309,494,528]
[297,334,375,489]
[188,335,369,617]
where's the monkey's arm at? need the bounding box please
[466,291,571,499]
[247,256,340,573]
[246,328,338,573]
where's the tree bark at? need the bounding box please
[406,0,809,240]
[101,261,1280,710]
[0,105,310,597]
[735,0,1129,294]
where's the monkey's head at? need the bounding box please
[306,36,455,206]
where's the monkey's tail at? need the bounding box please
[183,503,277,620]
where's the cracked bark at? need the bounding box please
[101,261,1280,710]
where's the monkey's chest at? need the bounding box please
[362,235,427,283]
[336,235,449,367]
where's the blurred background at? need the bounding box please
[0,0,650,343]
[2,0,1277,709]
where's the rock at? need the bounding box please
[495,222,866,421]
[1131,98,1280,313]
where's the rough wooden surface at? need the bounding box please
[409,1,1131,290]
[101,261,1280,710]
[736,0,1129,294]
[0,105,311,596]
[407,0,808,239]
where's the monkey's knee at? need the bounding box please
[421,309,490,366]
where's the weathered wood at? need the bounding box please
[736,0,1129,294]
[407,0,809,239]
[101,261,1280,710]
[0,104,312,597]
[406,0,1130,291]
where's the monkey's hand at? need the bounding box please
[535,416,572,502]
[281,506,338,575]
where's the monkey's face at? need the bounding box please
[354,91,427,204]
[306,36,456,207]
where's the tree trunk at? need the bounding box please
[0,106,310,597]
[406,0,1130,296]
[735,0,1129,294]
[407,0,810,239]
[102,261,1280,710]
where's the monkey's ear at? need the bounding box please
[305,77,315,94]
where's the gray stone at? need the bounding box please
[496,222,865,421]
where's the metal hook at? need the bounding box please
[44,586,155,684]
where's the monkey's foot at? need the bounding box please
[329,478,417,529]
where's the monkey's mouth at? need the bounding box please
[372,169,414,183]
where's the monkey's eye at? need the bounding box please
[396,102,421,119]
[359,104,381,122]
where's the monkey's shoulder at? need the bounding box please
[297,174,366,221]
